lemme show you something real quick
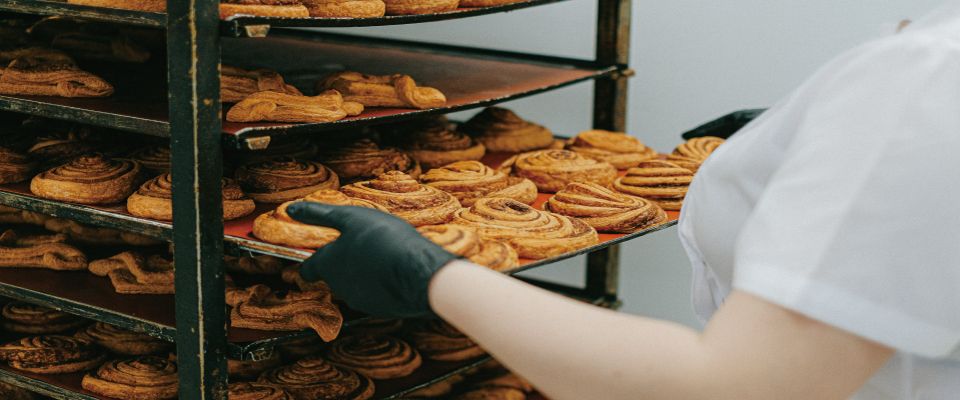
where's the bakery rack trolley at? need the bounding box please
[0,0,648,398]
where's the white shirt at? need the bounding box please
[678,2,960,398]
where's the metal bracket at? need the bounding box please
[243,135,272,150]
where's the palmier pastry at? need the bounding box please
[42,218,161,246]
[220,0,311,18]
[0,335,106,374]
[226,284,343,341]
[460,107,554,152]
[226,90,363,123]
[222,65,302,103]
[229,382,294,400]
[382,0,458,14]
[317,71,446,109]
[565,130,658,169]
[451,197,598,259]
[406,319,485,362]
[224,254,286,275]
[81,356,178,399]
[500,149,616,193]
[420,161,537,206]
[668,136,724,172]
[2,302,86,334]
[403,118,486,169]
[418,225,518,271]
[0,382,35,400]
[127,173,256,221]
[30,154,140,205]
[325,335,421,379]
[258,356,374,400]
[544,182,668,233]
[88,252,175,294]
[613,160,693,211]
[301,0,386,17]
[316,138,420,182]
[76,323,171,356]
[51,32,151,63]
[342,171,460,226]
[0,56,113,97]
[229,352,283,380]
[0,241,87,270]
[236,157,339,203]
[128,145,169,173]
[0,146,36,184]
[253,190,385,249]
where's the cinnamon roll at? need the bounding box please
[668,136,724,172]
[229,353,283,380]
[0,241,87,270]
[236,157,339,203]
[88,252,175,294]
[544,182,668,233]
[229,382,294,400]
[0,56,113,97]
[459,107,554,152]
[406,319,485,362]
[257,356,374,400]
[226,284,343,342]
[663,153,702,173]
[30,154,140,205]
[0,335,106,374]
[325,335,422,379]
[224,254,287,275]
[76,322,171,356]
[402,117,485,169]
[500,150,617,193]
[301,0,386,17]
[382,0,458,14]
[127,173,256,221]
[317,71,446,109]
[451,197,598,259]
[419,161,537,206]
[455,372,532,400]
[342,171,460,226]
[226,90,363,123]
[0,382,35,400]
[316,138,420,182]
[2,302,86,334]
[81,356,178,399]
[222,65,302,103]
[613,160,693,211]
[417,225,518,271]
[253,190,385,249]
[0,146,36,184]
[566,130,658,169]
[42,218,161,246]
[128,145,169,173]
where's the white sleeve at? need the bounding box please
[732,33,960,358]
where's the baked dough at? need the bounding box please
[499,149,617,193]
[81,356,179,399]
[30,154,140,205]
[235,157,339,203]
[1,302,86,334]
[219,2,311,18]
[66,0,166,12]
[223,254,286,275]
[459,0,522,6]
[324,334,422,379]
[544,182,668,233]
[75,323,171,356]
[612,160,693,211]
[42,218,161,246]
[0,335,106,374]
[88,251,175,294]
[27,131,93,168]
[566,129,658,169]
[127,145,170,173]
[403,117,486,169]
[406,319,485,362]
[418,224,518,271]
[0,241,87,270]
[0,56,113,97]
[222,65,302,103]
[301,0,386,17]
[127,173,256,221]
[236,136,319,164]
[229,353,283,381]
[382,0,459,14]
[257,356,374,400]
[342,171,460,226]
[229,382,294,400]
[226,90,364,123]
[0,146,36,184]
[420,160,537,206]
[316,138,420,182]
[317,71,446,109]
[253,190,385,249]
[668,136,725,172]
[459,107,554,152]
[225,284,343,341]
[454,372,533,400]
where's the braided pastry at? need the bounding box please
[229,382,294,400]
[127,173,256,221]
[222,65,302,103]
[668,136,725,172]
[88,252,175,294]
[316,138,420,182]
[127,145,169,173]
[253,190,385,249]
[382,0,458,14]
[0,146,36,184]
[406,319,485,362]
[0,382,35,400]
[325,334,422,379]
[613,160,693,211]
[226,284,343,342]
[342,171,460,226]
[229,353,283,380]
[544,182,668,233]
[75,322,171,356]
[224,254,286,275]
[0,56,113,97]
[30,154,140,205]
[403,117,485,169]
[420,161,537,206]
[258,356,374,400]
[500,150,617,193]
[2,302,86,334]
[317,71,446,109]
[418,225,518,271]
[301,0,386,17]
[0,335,106,374]
[42,218,161,246]
[226,90,364,123]
[81,356,178,399]
[0,241,87,270]
[566,130,658,169]
[460,107,554,152]
[236,157,339,203]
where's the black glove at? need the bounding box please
[681,108,766,140]
[286,202,457,318]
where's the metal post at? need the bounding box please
[167,0,228,398]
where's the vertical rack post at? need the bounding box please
[166,0,228,398]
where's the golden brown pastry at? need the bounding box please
[544,182,668,233]
[222,65,302,103]
[66,0,166,12]
[1,302,86,334]
[0,229,68,246]
[88,252,175,295]
[454,372,532,400]
[565,129,658,169]
[258,356,375,400]
[127,173,256,221]
[226,284,343,342]
[128,145,169,173]
[253,190,385,249]
[612,160,693,211]
[403,118,486,169]
[668,136,725,172]
[403,374,463,398]
[419,161,537,206]
[406,319,485,362]
[50,32,151,63]
[0,206,30,224]
[75,323,171,356]
[325,335,422,379]
[236,136,319,164]
[229,382,295,400]
[220,1,312,18]
[459,107,554,152]
[0,241,87,270]
[30,154,140,205]
[500,149,617,193]
[81,356,178,399]
[382,0,459,14]
[301,0,386,17]
[42,218,161,246]
[226,90,363,123]
[224,254,286,275]
[0,382,35,400]
[418,225,518,271]
[229,353,283,380]
[342,171,460,226]
[317,71,446,109]
[316,138,420,182]
[236,157,339,203]
[0,48,74,72]
[451,197,598,259]
[459,0,521,6]
[0,56,113,97]
[0,335,106,374]
[0,146,36,184]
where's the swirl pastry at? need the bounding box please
[0,56,113,97]
[27,131,94,168]
[565,130,658,169]
[418,225,518,271]
[300,0,386,17]
[455,372,532,400]
[406,319,485,362]
[451,197,598,259]
[500,150,616,193]
[0,382,35,400]
[220,0,311,18]
[42,218,161,246]
[325,335,421,379]
[342,171,460,226]
[236,157,339,203]
[258,356,374,400]
[76,323,171,356]
[229,382,294,400]
[127,173,256,221]
[613,160,693,211]
[128,145,169,173]
[226,90,363,123]
[668,136,725,172]
[253,190,384,249]
[382,0,458,14]
[81,356,178,399]
[420,161,537,206]
[544,182,668,233]
[224,254,286,275]
[88,252,175,294]
[0,241,87,270]
[460,107,554,152]
[316,138,420,182]
[229,353,283,380]
[2,302,86,334]
[317,71,446,109]
[0,146,36,184]
[403,119,486,169]
[226,284,343,341]
[30,154,140,205]
[0,335,106,374]
[222,65,302,104]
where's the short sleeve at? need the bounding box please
[732,34,960,358]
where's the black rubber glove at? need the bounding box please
[286,202,457,319]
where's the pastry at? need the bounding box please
[667,136,724,172]
[0,382,35,400]
[325,334,421,379]
[499,149,617,193]
[81,356,178,399]
[229,382,295,400]
[663,153,701,173]
[220,0,312,18]
[0,206,29,224]
[226,90,363,123]
[30,154,140,205]
[544,182,668,233]
[27,131,94,168]
[236,136,318,164]
[50,32,151,63]
[88,252,175,294]
[2,302,86,334]
[459,107,554,152]
[406,319,485,362]
[342,171,460,226]
[66,0,166,12]
[42,218,161,246]
[0,56,113,97]
[253,190,385,249]
[0,335,106,374]
[229,353,283,380]
[613,160,693,211]
[316,138,420,182]
[222,65,302,104]
[225,284,343,342]
[280,265,332,292]
[417,225,518,271]
[565,130,658,169]
[224,254,287,275]
[128,145,170,173]
[301,0,386,17]
[382,0,458,14]
[258,356,374,400]
[419,161,537,206]
[0,241,87,270]
[451,197,598,259]
[459,0,521,6]
[127,173,256,221]
[277,335,326,361]
[403,374,463,398]
[454,373,532,400]
[0,48,75,72]
[317,71,446,109]
[403,117,486,169]
[75,323,171,356]
[0,146,36,184]
[0,229,69,246]
[236,157,339,203]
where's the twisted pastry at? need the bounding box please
[325,335,421,379]
[500,149,617,193]
[301,0,386,17]
[0,382,35,400]
[418,225,518,271]
[382,0,458,14]
[2,302,86,334]
[253,190,385,249]
[0,335,106,374]
[127,145,169,173]
[88,252,175,294]
[0,241,87,270]
[229,352,283,380]
[0,56,113,97]
[316,138,420,182]
[544,182,668,233]
[566,130,658,169]
[258,356,374,400]
[613,160,693,211]
[668,136,725,172]
[127,173,256,221]
[236,157,339,203]
[451,197,598,259]
[403,118,485,169]
[226,90,363,123]
[342,171,460,226]
[81,356,178,399]
[220,1,311,18]
[224,254,286,275]
[406,319,485,362]
[226,284,343,341]
[459,107,554,152]
[229,382,294,400]
[42,218,161,246]
[0,146,36,184]
[420,161,537,206]
[75,322,171,356]
[222,65,302,103]
[317,71,446,109]
[30,154,140,205]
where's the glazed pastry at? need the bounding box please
[128,145,170,173]
[229,353,283,380]
[403,117,486,169]
[382,0,458,14]
[0,241,87,270]
[613,160,693,211]
[75,323,171,356]
[229,382,294,400]
[544,182,668,233]
[236,136,318,164]
[419,161,537,206]
[222,65,302,103]
[30,154,140,205]
[459,107,554,152]
[316,138,420,182]
[0,335,106,374]
[42,218,161,246]
[236,157,339,203]
[0,56,113,97]
[224,254,286,275]
[226,284,343,341]
[81,356,178,399]
[499,149,617,193]
[406,319,485,362]
[88,252,175,294]
[317,71,446,109]
[2,302,86,334]
[258,356,374,400]
[342,171,460,226]
[226,90,363,123]
[0,382,35,400]
[51,32,151,63]
[451,197,598,259]
[325,335,422,379]
[565,130,658,169]
[127,173,256,221]
[253,190,385,249]
[301,0,386,17]
[418,225,518,271]
[220,0,312,18]
[0,146,36,184]
[27,131,94,168]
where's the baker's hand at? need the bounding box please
[286,202,457,318]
